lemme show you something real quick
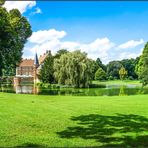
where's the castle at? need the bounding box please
[14,51,49,86]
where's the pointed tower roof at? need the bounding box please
[34,53,39,67]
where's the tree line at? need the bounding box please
[39,44,148,87]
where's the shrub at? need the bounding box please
[95,68,107,81]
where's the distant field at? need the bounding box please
[0,92,148,147]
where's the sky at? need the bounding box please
[3,1,148,64]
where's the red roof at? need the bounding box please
[19,52,48,67]
[19,59,34,67]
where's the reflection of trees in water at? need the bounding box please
[2,84,148,96]
[57,114,148,147]
[119,85,127,96]
[0,83,14,93]
[137,87,148,95]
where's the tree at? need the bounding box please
[91,60,100,80]
[136,42,148,86]
[54,49,68,59]
[0,0,4,6]
[95,67,107,81]
[0,5,32,76]
[120,58,139,80]
[54,50,93,88]
[119,67,128,80]
[96,58,106,71]
[107,61,123,79]
[39,51,54,83]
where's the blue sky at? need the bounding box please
[3,1,148,64]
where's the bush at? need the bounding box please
[108,76,114,80]
[95,68,107,81]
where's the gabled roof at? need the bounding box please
[19,59,34,67]
[18,51,50,68]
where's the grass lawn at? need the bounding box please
[1,93,148,147]
[93,80,141,86]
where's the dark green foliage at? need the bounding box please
[54,49,69,59]
[39,51,54,83]
[95,67,107,81]
[0,0,4,6]
[91,58,106,80]
[91,60,100,80]
[107,61,123,79]
[120,58,139,80]
[96,58,106,71]
[0,6,32,76]
[136,42,148,86]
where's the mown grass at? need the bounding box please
[93,80,141,86]
[0,92,148,147]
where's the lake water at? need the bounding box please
[0,84,148,96]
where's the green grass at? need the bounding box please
[1,93,148,147]
[93,80,141,86]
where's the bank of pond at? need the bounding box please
[0,81,148,96]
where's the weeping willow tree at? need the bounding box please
[54,50,93,88]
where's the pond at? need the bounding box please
[0,84,148,96]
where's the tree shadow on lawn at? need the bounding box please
[57,114,148,147]
[14,143,46,148]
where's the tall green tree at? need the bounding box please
[136,42,148,86]
[39,51,54,83]
[0,4,32,76]
[96,58,106,71]
[54,50,93,88]
[107,61,123,79]
[119,67,128,80]
[91,60,99,80]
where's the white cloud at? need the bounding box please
[30,7,42,15]
[80,38,115,60]
[118,52,139,60]
[24,28,144,64]
[118,39,144,49]
[26,29,115,63]
[3,1,36,14]
[117,48,143,60]
[28,29,67,44]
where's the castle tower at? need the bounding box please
[34,53,39,84]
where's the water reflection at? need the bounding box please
[0,84,148,96]
[15,85,39,94]
[119,85,127,96]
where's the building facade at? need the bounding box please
[14,51,49,86]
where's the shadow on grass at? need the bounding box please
[57,114,148,147]
[14,143,47,148]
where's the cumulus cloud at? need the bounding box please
[26,29,115,63]
[118,39,144,49]
[3,1,36,14]
[80,38,115,60]
[24,28,144,64]
[118,52,139,60]
[28,29,67,44]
